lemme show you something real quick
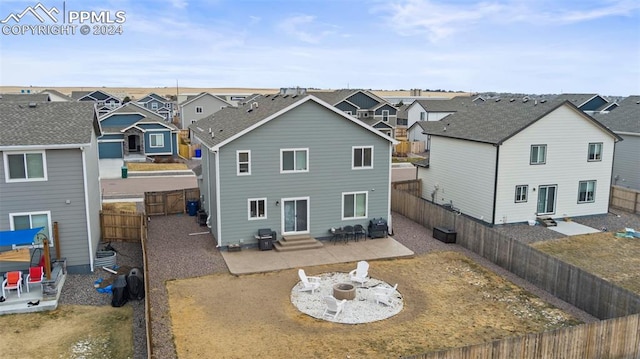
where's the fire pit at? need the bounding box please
[333,283,356,300]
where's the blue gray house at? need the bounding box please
[98,102,179,159]
[137,93,175,121]
[0,102,102,273]
[72,90,122,117]
[190,94,396,249]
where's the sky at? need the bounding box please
[0,0,639,96]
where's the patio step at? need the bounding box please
[537,216,558,227]
[274,235,323,252]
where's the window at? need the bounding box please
[420,112,425,121]
[149,133,164,148]
[151,102,158,109]
[530,144,547,165]
[342,192,367,219]
[281,149,308,173]
[10,211,51,242]
[248,198,266,219]
[382,110,389,122]
[191,120,197,124]
[515,185,528,203]
[588,143,602,162]
[4,151,47,182]
[578,180,596,203]
[352,146,373,169]
[195,106,203,114]
[237,150,251,175]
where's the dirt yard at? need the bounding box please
[531,231,640,294]
[0,305,133,359]
[167,252,581,358]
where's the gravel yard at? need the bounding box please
[58,209,640,358]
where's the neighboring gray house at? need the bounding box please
[179,92,232,130]
[138,93,175,121]
[594,96,640,190]
[555,93,611,114]
[0,102,102,273]
[73,90,121,117]
[311,89,400,139]
[416,99,621,225]
[190,94,396,249]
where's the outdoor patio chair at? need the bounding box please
[322,295,347,319]
[25,266,44,292]
[349,260,369,285]
[374,283,399,307]
[298,269,321,294]
[2,270,23,298]
[342,225,355,242]
[353,224,367,241]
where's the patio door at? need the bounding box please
[282,197,309,235]
[537,185,557,215]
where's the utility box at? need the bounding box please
[433,227,456,243]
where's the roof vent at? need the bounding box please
[495,98,501,102]
[28,102,37,108]
[509,98,515,102]
[522,98,528,103]
[540,99,547,103]
[208,127,212,133]
[251,102,259,109]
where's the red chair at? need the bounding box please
[25,266,44,292]
[2,271,23,298]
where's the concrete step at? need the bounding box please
[274,235,323,252]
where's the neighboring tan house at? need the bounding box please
[73,90,121,117]
[594,95,640,190]
[39,89,73,102]
[179,92,232,130]
[137,93,175,121]
[190,94,396,249]
[0,102,102,273]
[311,89,400,139]
[97,102,179,160]
[416,99,621,225]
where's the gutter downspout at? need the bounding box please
[491,144,500,225]
[81,147,95,271]
[387,143,393,235]
[214,149,222,247]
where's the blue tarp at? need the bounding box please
[0,227,44,247]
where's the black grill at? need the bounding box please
[368,218,388,238]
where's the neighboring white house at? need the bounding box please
[179,92,232,130]
[39,89,73,102]
[416,99,622,225]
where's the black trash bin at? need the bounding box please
[111,274,129,307]
[126,268,145,300]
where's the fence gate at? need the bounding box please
[144,188,200,216]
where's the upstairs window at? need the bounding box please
[382,110,389,122]
[237,150,251,175]
[352,146,373,169]
[196,106,203,114]
[4,152,47,182]
[588,143,602,162]
[515,185,528,203]
[151,102,159,110]
[530,144,547,165]
[281,149,308,173]
[420,112,425,121]
[578,180,596,203]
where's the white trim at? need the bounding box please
[81,148,95,271]
[578,180,597,203]
[341,191,368,220]
[201,96,398,151]
[237,150,251,176]
[382,109,390,122]
[247,198,267,220]
[215,150,222,247]
[0,143,90,151]
[280,148,309,173]
[9,210,53,241]
[3,150,48,183]
[281,196,310,235]
[149,133,165,148]
[351,146,374,170]
[180,92,232,108]
[97,139,125,143]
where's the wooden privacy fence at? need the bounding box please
[100,211,144,242]
[405,313,640,359]
[391,189,640,319]
[392,179,422,197]
[610,185,640,214]
[145,188,200,216]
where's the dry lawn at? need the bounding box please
[0,305,133,359]
[126,162,188,171]
[531,231,640,294]
[102,202,138,213]
[167,252,581,359]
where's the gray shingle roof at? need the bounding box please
[413,98,461,112]
[593,95,640,133]
[554,93,603,108]
[0,102,97,147]
[0,93,50,103]
[420,99,619,144]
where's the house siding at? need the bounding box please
[215,101,391,246]
[336,101,358,114]
[180,95,229,129]
[494,106,616,223]
[143,130,172,154]
[83,132,102,272]
[0,149,92,271]
[418,136,496,223]
[100,113,144,128]
[346,92,379,109]
[611,134,640,190]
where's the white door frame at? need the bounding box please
[537,184,557,215]
[281,196,310,236]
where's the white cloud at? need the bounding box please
[277,14,340,44]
